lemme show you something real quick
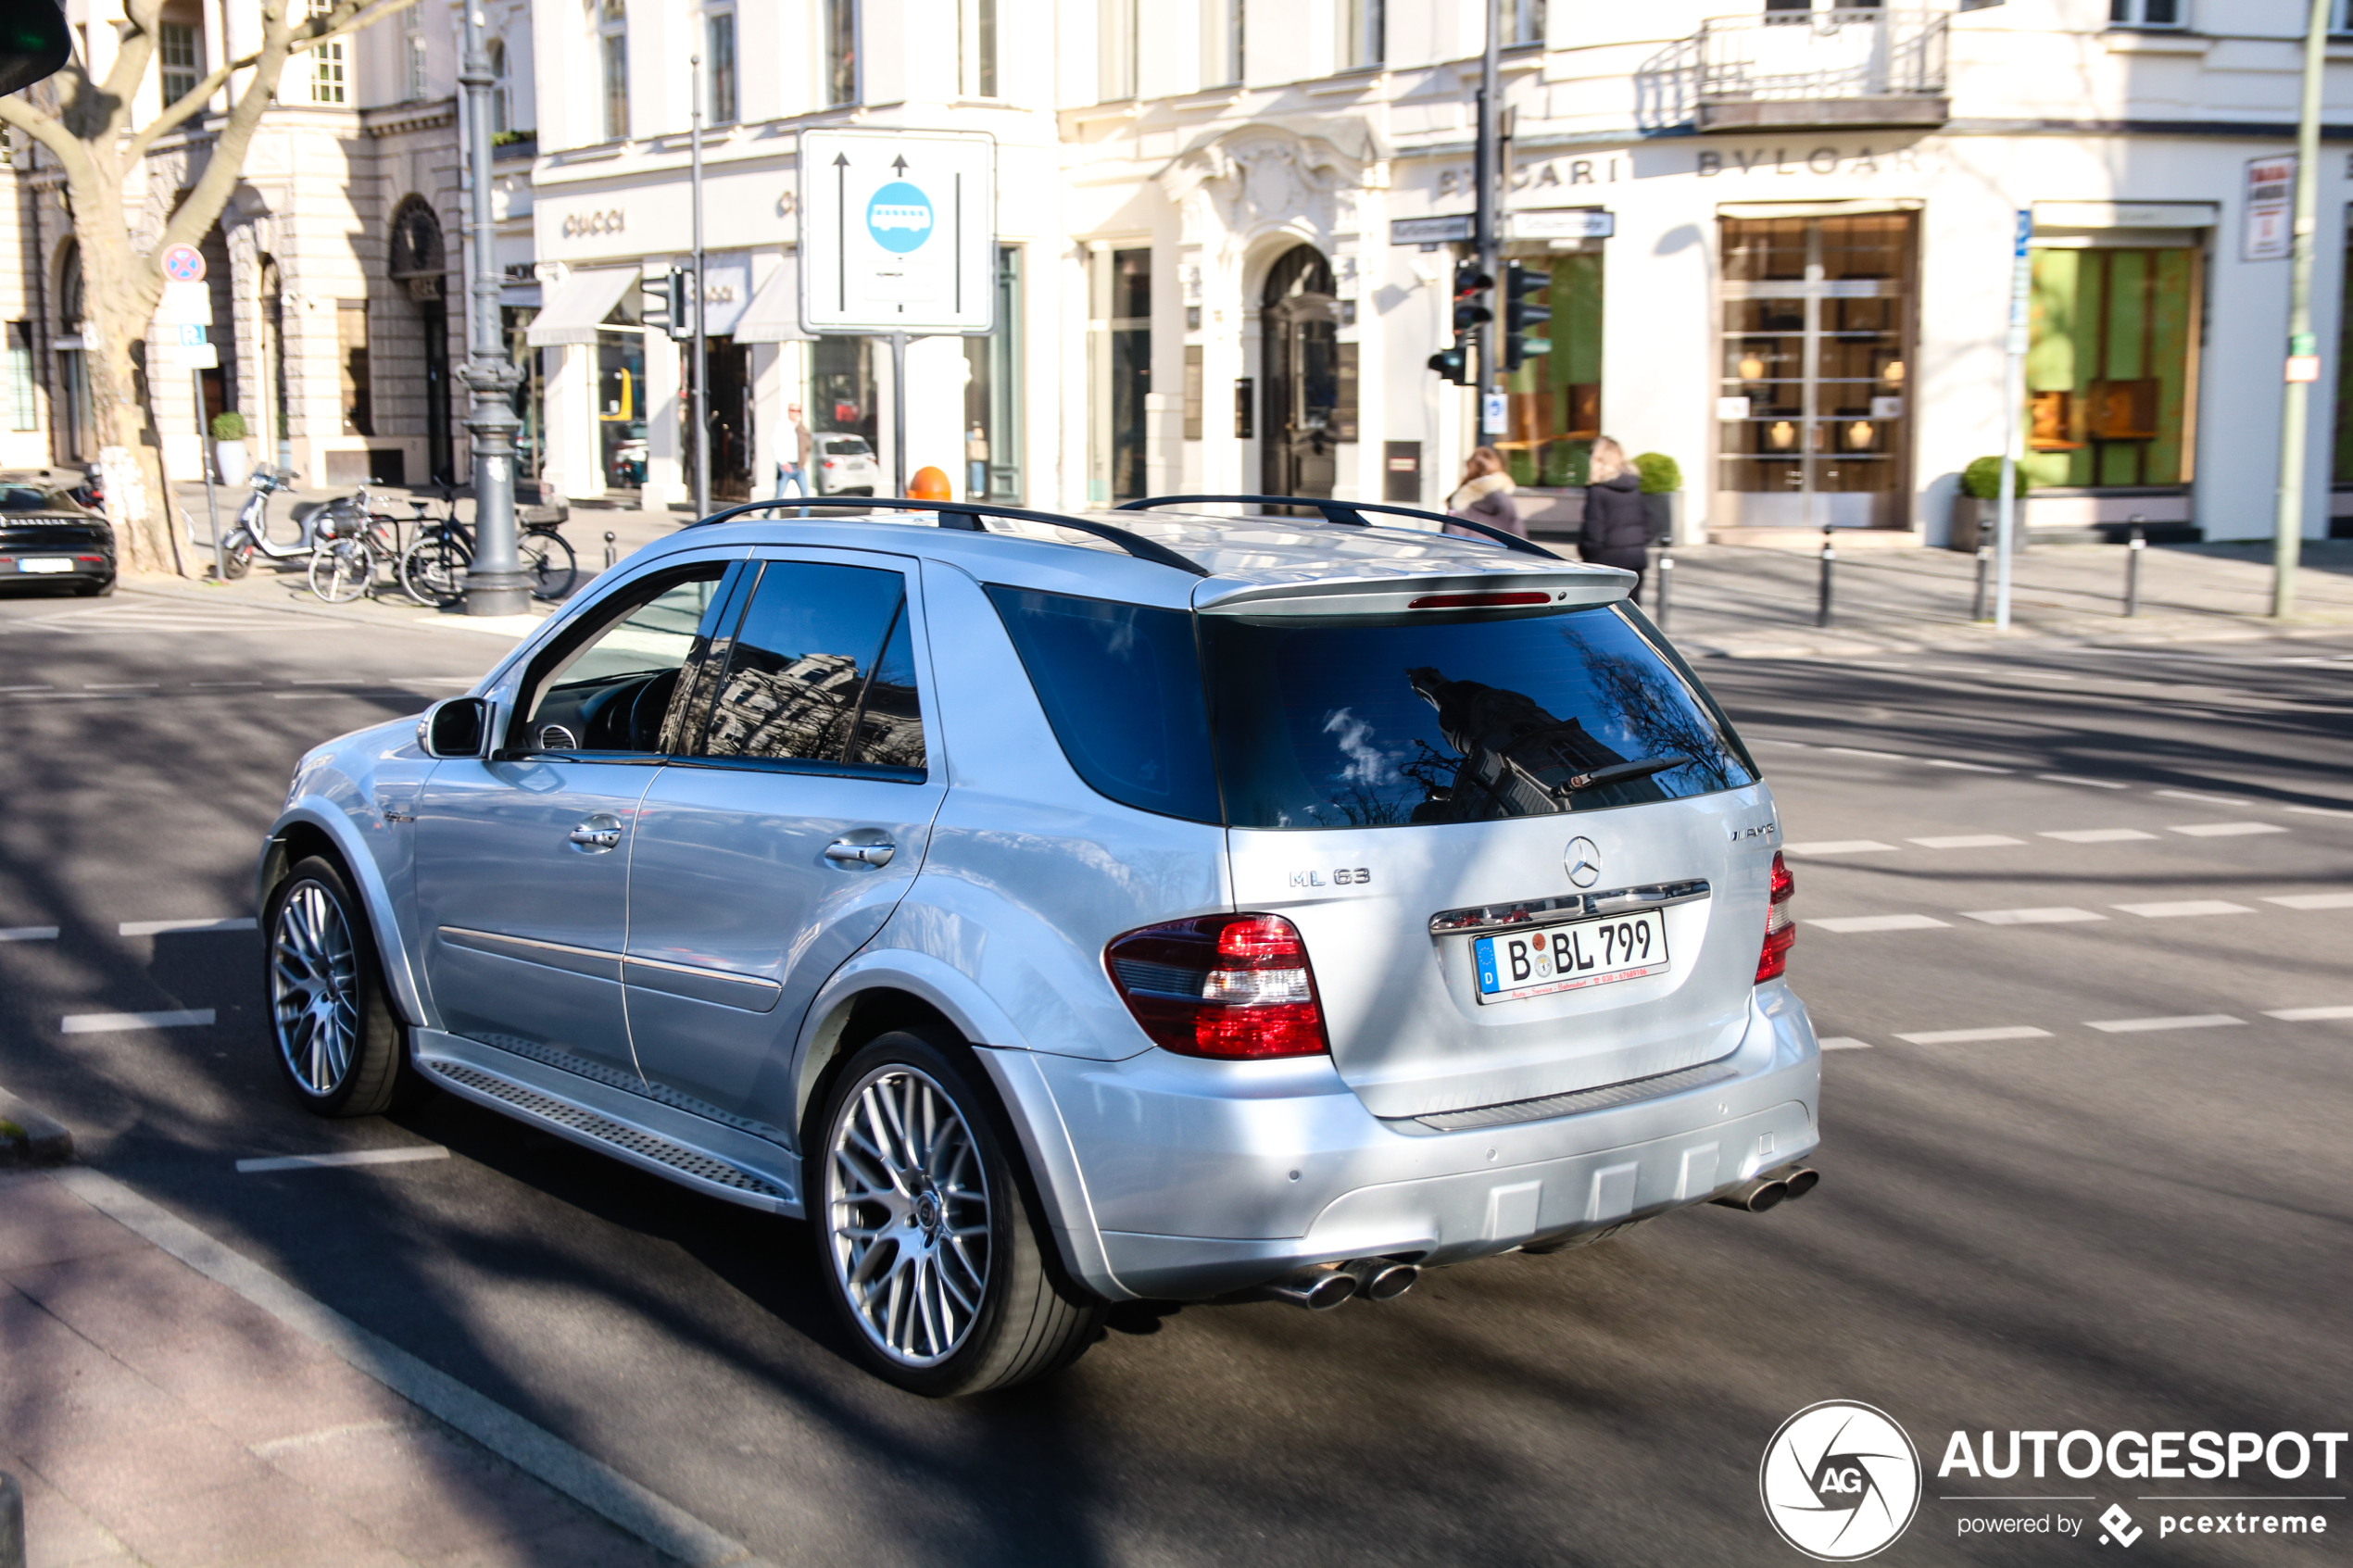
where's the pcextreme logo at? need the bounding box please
[1760,1400,1925,1561]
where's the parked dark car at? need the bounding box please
[0,476,114,596]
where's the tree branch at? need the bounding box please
[0,95,97,185]
[125,0,421,162]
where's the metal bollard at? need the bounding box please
[1655,546,1674,631]
[603,531,616,571]
[1817,526,1834,629]
[2,1470,23,1568]
[1973,544,1993,622]
[2123,516,2144,618]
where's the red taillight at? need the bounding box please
[1105,913,1329,1060]
[1405,591,1552,609]
[1755,850,1795,984]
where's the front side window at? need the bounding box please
[698,560,925,774]
[599,0,629,140]
[520,566,730,754]
[1205,607,1755,830]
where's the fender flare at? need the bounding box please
[257,802,432,1030]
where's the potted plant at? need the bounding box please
[1951,456,2028,552]
[210,411,249,484]
[1633,451,1687,546]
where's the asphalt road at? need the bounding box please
[2,581,2348,1567]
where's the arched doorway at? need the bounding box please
[389,196,452,483]
[1260,244,1341,503]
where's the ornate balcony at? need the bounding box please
[1694,9,1950,132]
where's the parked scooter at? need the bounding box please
[216,468,367,580]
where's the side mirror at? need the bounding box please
[418,696,490,759]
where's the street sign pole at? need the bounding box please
[194,370,221,581]
[2273,0,2329,619]
[1475,0,1501,434]
[1994,208,2030,632]
[457,0,527,616]
[889,332,909,498]
[689,53,710,520]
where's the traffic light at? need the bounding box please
[662,270,698,340]
[1428,260,1493,385]
[0,0,68,97]
[1427,341,1471,384]
[1504,261,1553,372]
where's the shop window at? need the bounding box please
[503,305,546,492]
[2023,245,2198,489]
[811,333,878,461]
[2334,219,2353,483]
[158,20,200,105]
[824,0,858,107]
[961,0,996,96]
[1088,248,1150,503]
[963,245,1024,501]
[337,300,371,437]
[706,8,736,125]
[599,0,628,140]
[2108,0,2183,27]
[1498,248,1601,489]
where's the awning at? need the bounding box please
[525,268,637,346]
[734,254,814,343]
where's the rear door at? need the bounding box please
[1203,598,1775,1121]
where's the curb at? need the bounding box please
[112,578,556,639]
[0,1085,72,1167]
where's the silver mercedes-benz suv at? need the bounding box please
[258,495,1820,1396]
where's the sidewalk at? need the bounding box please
[0,1146,761,1567]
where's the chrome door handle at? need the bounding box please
[568,815,623,852]
[824,839,895,868]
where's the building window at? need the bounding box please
[963,246,1023,501]
[706,9,736,123]
[158,20,200,105]
[1498,249,1601,488]
[961,0,997,97]
[399,0,425,100]
[487,36,510,133]
[308,0,346,104]
[599,0,628,141]
[1088,247,1150,503]
[337,299,372,436]
[2108,0,2183,27]
[1502,0,1545,46]
[1100,0,1137,99]
[4,322,34,431]
[1339,0,1381,69]
[2024,244,2199,489]
[2337,0,2353,36]
[824,0,858,107]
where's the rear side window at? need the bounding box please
[1204,605,1755,829]
[987,587,1221,823]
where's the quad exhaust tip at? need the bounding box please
[1712,1164,1820,1212]
[1260,1258,1423,1311]
[1346,1258,1422,1302]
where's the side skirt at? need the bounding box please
[409,1029,804,1217]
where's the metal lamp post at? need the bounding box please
[458,0,528,616]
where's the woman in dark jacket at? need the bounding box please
[1579,435,1651,603]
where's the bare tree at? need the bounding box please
[0,0,411,573]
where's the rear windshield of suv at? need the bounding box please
[1202,605,1755,829]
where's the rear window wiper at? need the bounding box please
[1564,754,1692,794]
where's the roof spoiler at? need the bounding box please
[685,496,1208,577]
[1116,495,1562,560]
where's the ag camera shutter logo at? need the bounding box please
[1760,1400,1923,1561]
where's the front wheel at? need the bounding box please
[398,536,465,608]
[521,531,577,601]
[264,856,415,1116]
[308,539,372,603]
[812,1033,1103,1396]
[218,532,254,580]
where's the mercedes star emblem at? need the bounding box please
[1565,836,1601,888]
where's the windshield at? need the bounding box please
[1203,605,1755,829]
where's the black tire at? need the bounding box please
[522,531,577,601]
[263,856,414,1117]
[219,534,254,580]
[398,535,465,608]
[810,1031,1104,1396]
[74,577,115,596]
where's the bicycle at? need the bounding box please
[396,491,577,608]
[306,505,407,604]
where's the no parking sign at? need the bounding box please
[160,244,205,282]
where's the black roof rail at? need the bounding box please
[1116,495,1563,560]
[686,496,1209,577]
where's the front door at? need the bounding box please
[624,550,944,1135]
[415,558,737,1082]
[1262,246,1342,503]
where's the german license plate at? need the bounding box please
[15,557,73,573]
[1473,910,1671,1003]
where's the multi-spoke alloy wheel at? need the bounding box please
[826,1065,993,1367]
[262,857,410,1117]
[812,1033,1105,1396]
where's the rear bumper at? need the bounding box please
[0,549,112,583]
[997,983,1821,1301]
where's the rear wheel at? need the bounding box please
[398,535,465,607]
[308,539,372,603]
[264,856,412,1116]
[812,1032,1103,1396]
[521,531,577,601]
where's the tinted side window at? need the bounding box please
[520,565,730,755]
[985,586,1220,823]
[698,560,925,775]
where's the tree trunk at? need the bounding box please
[75,198,177,576]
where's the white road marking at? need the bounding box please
[288,677,371,685]
[190,680,263,688]
[2285,804,2353,819]
[2085,1014,2245,1034]
[1926,759,2013,774]
[1823,746,1907,760]
[1895,1026,2053,1045]
[1782,840,1900,856]
[0,684,54,693]
[1806,914,1952,933]
[2040,828,2158,843]
[2167,822,2288,838]
[236,1147,450,1173]
[0,926,60,941]
[2039,774,2131,789]
[1961,907,2106,925]
[2156,789,2249,807]
[2265,1005,2353,1021]
[82,683,158,691]
[118,917,257,936]
[2111,900,2256,918]
[2264,892,2353,909]
[60,1009,216,1033]
[1907,834,2025,848]
[1818,1037,1874,1050]
[271,692,360,701]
